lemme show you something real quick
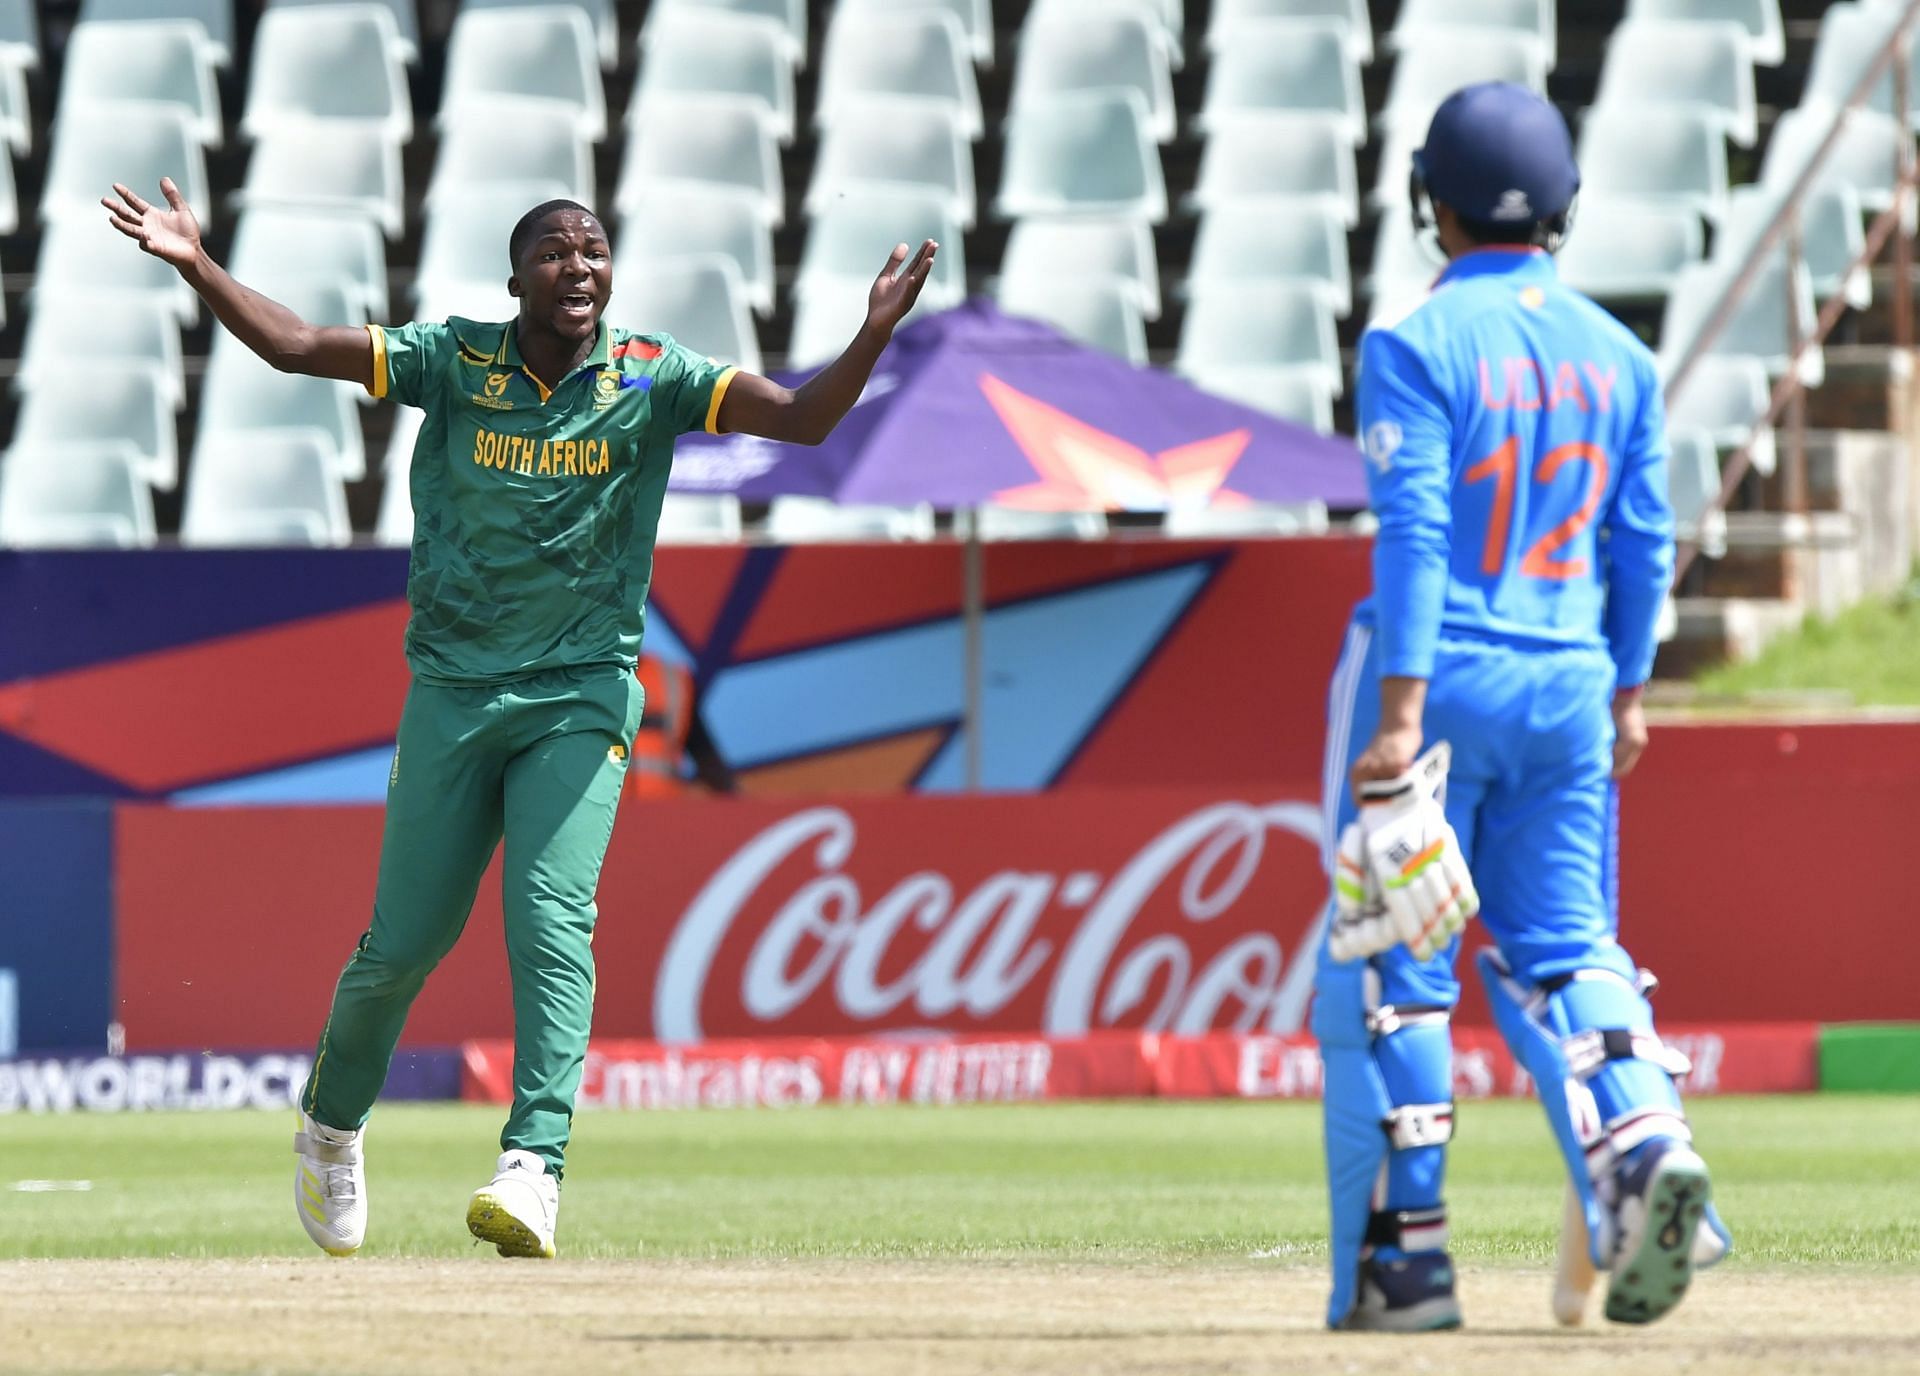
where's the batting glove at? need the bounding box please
[1358,742,1479,961]
[1327,821,1393,963]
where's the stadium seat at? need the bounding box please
[1368,123,1421,211]
[1163,500,1332,537]
[619,189,776,316]
[1187,113,1356,226]
[795,189,966,311]
[804,97,976,229]
[0,44,23,155]
[1189,365,1339,433]
[1660,258,1822,387]
[997,90,1168,222]
[230,206,391,320]
[1188,200,1353,317]
[1578,106,1729,225]
[816,10,981,138]
[1762,106,1910,219]
[199,355,368,482]
[1177,282,1343,397]
[206,282,367,383]
[838,0,994,67]
[1208,0,1373,62]
[617,94,784,227]
[636,10,796,144]
[0,444,157,550]
[243,6,411,145]
[1717,182,1871,310]
[624,254,764,375]
[0,135,16,235]
[766,497,936,542]
[1366,201,1440,310]
[1027,0,1185,69]
[274,0,419,63]
[997,276,1149,364]
[1198,20,1365,144]
[441,7,604,141]
[957,506,1111,541]
[384,404,424,474]
[0,0,37,68]
[238,121,406,239]
[1390,0,1554,57]
[35,209,199,322]
[1377,28,1548,135]
[1626,0,1783,66]
[1665,355,1777,476]
[1010,11,1177,144]
[1800,3,1909,118]
[787,290,870,367]
[463,0,615,69]
[1001,217,1161,320]
[57,22,220,150]
[376,451,413,546]
[645,0,807,69]
[1666,428,1728,557]
[1554,197,1705,299]
[77,0,232,67]
[18,294,186,410]
[657,493,746,544]
[13,364,178,490]
[1595,20,1757,147]
[43,103,209,228]
[181,430,352,548]
[429,98,593,211]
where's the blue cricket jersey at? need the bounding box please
[1354,247,1674,688]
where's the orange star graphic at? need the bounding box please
[980,374,1253,511]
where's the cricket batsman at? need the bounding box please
[102,180,935,1258]
[1312,83,1732,1330]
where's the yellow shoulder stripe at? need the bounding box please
[705,366,740,435]
[364,324,388,400]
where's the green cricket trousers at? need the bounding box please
[300,664,644,1179]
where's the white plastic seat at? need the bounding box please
[1199,20,1364,145]
[441,7,603,141]
[429,98,592,209]
[0,444,157,549]
[998,276,1148,364]
[207,282,367,384]
[14,363,178,490]
[463,0,614,68]
[1716,181,1871,311]
[816,10,981,138]
[243,6,410,144]
[1010,12,1177,144]
[1208,0,1372,62]
[274,0,419,62]
[1377,29,1548,136]
[36,209,198,322]
[805,97,975,228]
[1177,282,1343,397]
[1579,106,1728,226]
[0,0,38,68]
[238,123,404,238]
[1596,21,1757,147]
[1188,113,1357,226]
[1665,355,1776,476]
[839,0,993,66]
[637,10,795,143]
[1762,105,1909,219]
[1555,197,1706,299]
[378,407,421,546]
[1660,258,1822,387]
[795,188,966,314]
[618,95,783,226]
[646,0,806,68]
[997,90,1168,222]
[625,255,763,375]
[1666,428,1727,556]
[231,206,391,319]
[1390,0,1554,58]
[1002,218,1161,321]
[0,137,16,235]
[44,102,209,227]
[19,294,185,409]
[1190,365,1339,433]
[1027,0,1186,69]
[619,189,775,316]
[1368,123,1419,211]
[657,493,745,544]
[787,291,867,367]
[1367,200,1441,309]
[1801,3,1908,118]
[58,22,221,149]
[182,429,352,548]
[384,404,424,475]
[78,0,232,66]
[1164,500,1332,537]
[1626,0,1783,66]
[0,43,24,156]
[1189,200,1352,316]
[200,354,368,481]
[961,506,1111,541]
[766,497,936,542]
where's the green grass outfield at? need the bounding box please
[2,1097,1916,1266]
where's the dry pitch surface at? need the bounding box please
[5,1257,1917,1376]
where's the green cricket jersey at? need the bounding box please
[366,317,737,684]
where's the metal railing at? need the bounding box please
[1666,0,1920,588]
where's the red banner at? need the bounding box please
[458,1023,1818,1108]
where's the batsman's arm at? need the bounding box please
[717,240,936,444]
[1602,357,1676,778]
[102,179,372,387]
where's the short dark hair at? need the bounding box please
[508,199,601,270]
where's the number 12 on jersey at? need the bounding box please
[1463,437,1610,581]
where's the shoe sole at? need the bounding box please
[1604,1152,1711,1326]
[1337,1297,1463,1333]
[466,1190,556,1259]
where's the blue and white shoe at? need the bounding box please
[1337,1252,1463,1332]
[1605,1140,1713,1325]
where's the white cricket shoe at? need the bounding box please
[293,1112,366,1256]
[466,1149,559,1258]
